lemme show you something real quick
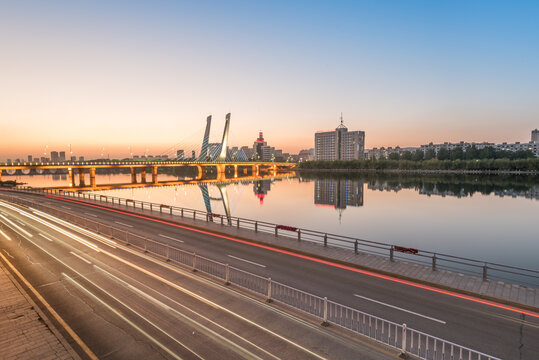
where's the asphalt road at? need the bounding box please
[0,197,399,360]
[2,192,539,359]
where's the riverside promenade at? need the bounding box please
[45,193,539,311]
[0,255,77,360]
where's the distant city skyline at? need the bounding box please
[1,1,538,159]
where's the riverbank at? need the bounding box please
[297,168,538,175]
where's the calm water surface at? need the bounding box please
[5,172,538,269]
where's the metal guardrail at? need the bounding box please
[23,187,538,288]
[0,193,501,360]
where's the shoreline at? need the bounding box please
[296,168,538,175]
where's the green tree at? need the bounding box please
[437,147,450,160]
[388,152,400,160]
[424,148,436,160]
[450,146,464,160]
[412,149,424,161]
[401,151,413,161]
[465,145,479,160]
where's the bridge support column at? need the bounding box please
[141,168,146,183]
[89,168,96,187]
[216,164,226,182]
[78,169,85,187]
[151,166,158,184]
[68,168,74,187]
[130,167,137,183]
[234,165,238,178]
[272,164,277,176]
[256,165,260,176]
[195,165,204,180]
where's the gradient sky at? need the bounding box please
[1,0,538,160]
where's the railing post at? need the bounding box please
[390,246,394,262]
[181,208,184,217]
[401,323,407,354]
[206,213,209,222]
[275,226,278,237]
[221,216,224,225]
[354,240,358,254]
[254,221,258,233]
[225,264,230,285]
[166,244,170,261]
[144,238,148,253]
[432,254,437,271]
[322,297,329,326]
[125,231,128,245]
[266,278,272,302]
[193,210,196,220]
[237,218,240,228]
[324,233,327,247]
[297,229,301,241]
[192,254,197,271]
[483,263,488,281]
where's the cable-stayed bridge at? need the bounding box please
[0,113,296,187]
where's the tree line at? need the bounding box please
[299,145,539,171]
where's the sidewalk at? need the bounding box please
[0,256,77,360]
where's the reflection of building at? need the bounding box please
[315,116,365,161]
[314,179,364,209]
[253,180,272,204]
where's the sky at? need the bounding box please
[1,0,538,160]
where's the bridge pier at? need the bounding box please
[234,165,238,178]
[195,165,204,180]
[141,168,146,183]
[68,168,74,187]
[151,166,158,184]
[78,169,85,187]
[90,168,96,187]
[272,164,277,176]
[130,167,137,183]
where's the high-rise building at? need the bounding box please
[176,150,185,159]
[532,129,539,143]
[27,155,33,162]
[59,151,66,161]
[71,156,76,161]
[315,116,365,161]
[78,156,85,161]
[50,151,59,162]
[253,132,267,161]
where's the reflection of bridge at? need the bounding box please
[0,113,295,186]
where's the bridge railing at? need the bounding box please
[11,187,539,287]
[0,193,501,360]
[58,189,539,287]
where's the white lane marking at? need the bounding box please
[0,213,33,237]
[62,206,71,210]
[84,213,98,218]
[103,250,326,360]
[0,229,11,241]
[70,251,92,264]
[158,234,184,243]
[15,219,26,226]
[2,249,14,259]
[353,294,446,324]
[39,233,54,242]
[62,273,188,360]
[94,265,267,360]
[114,221,133,228]
[15,210,99,252]
[227,255,266,268]
[31,209,116,248]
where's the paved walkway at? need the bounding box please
[36,193,539,311]
[0,257,76,360]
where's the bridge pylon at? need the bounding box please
[216,113,230,162]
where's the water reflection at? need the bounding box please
[314,179,364,209]
[300,172,539,201]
